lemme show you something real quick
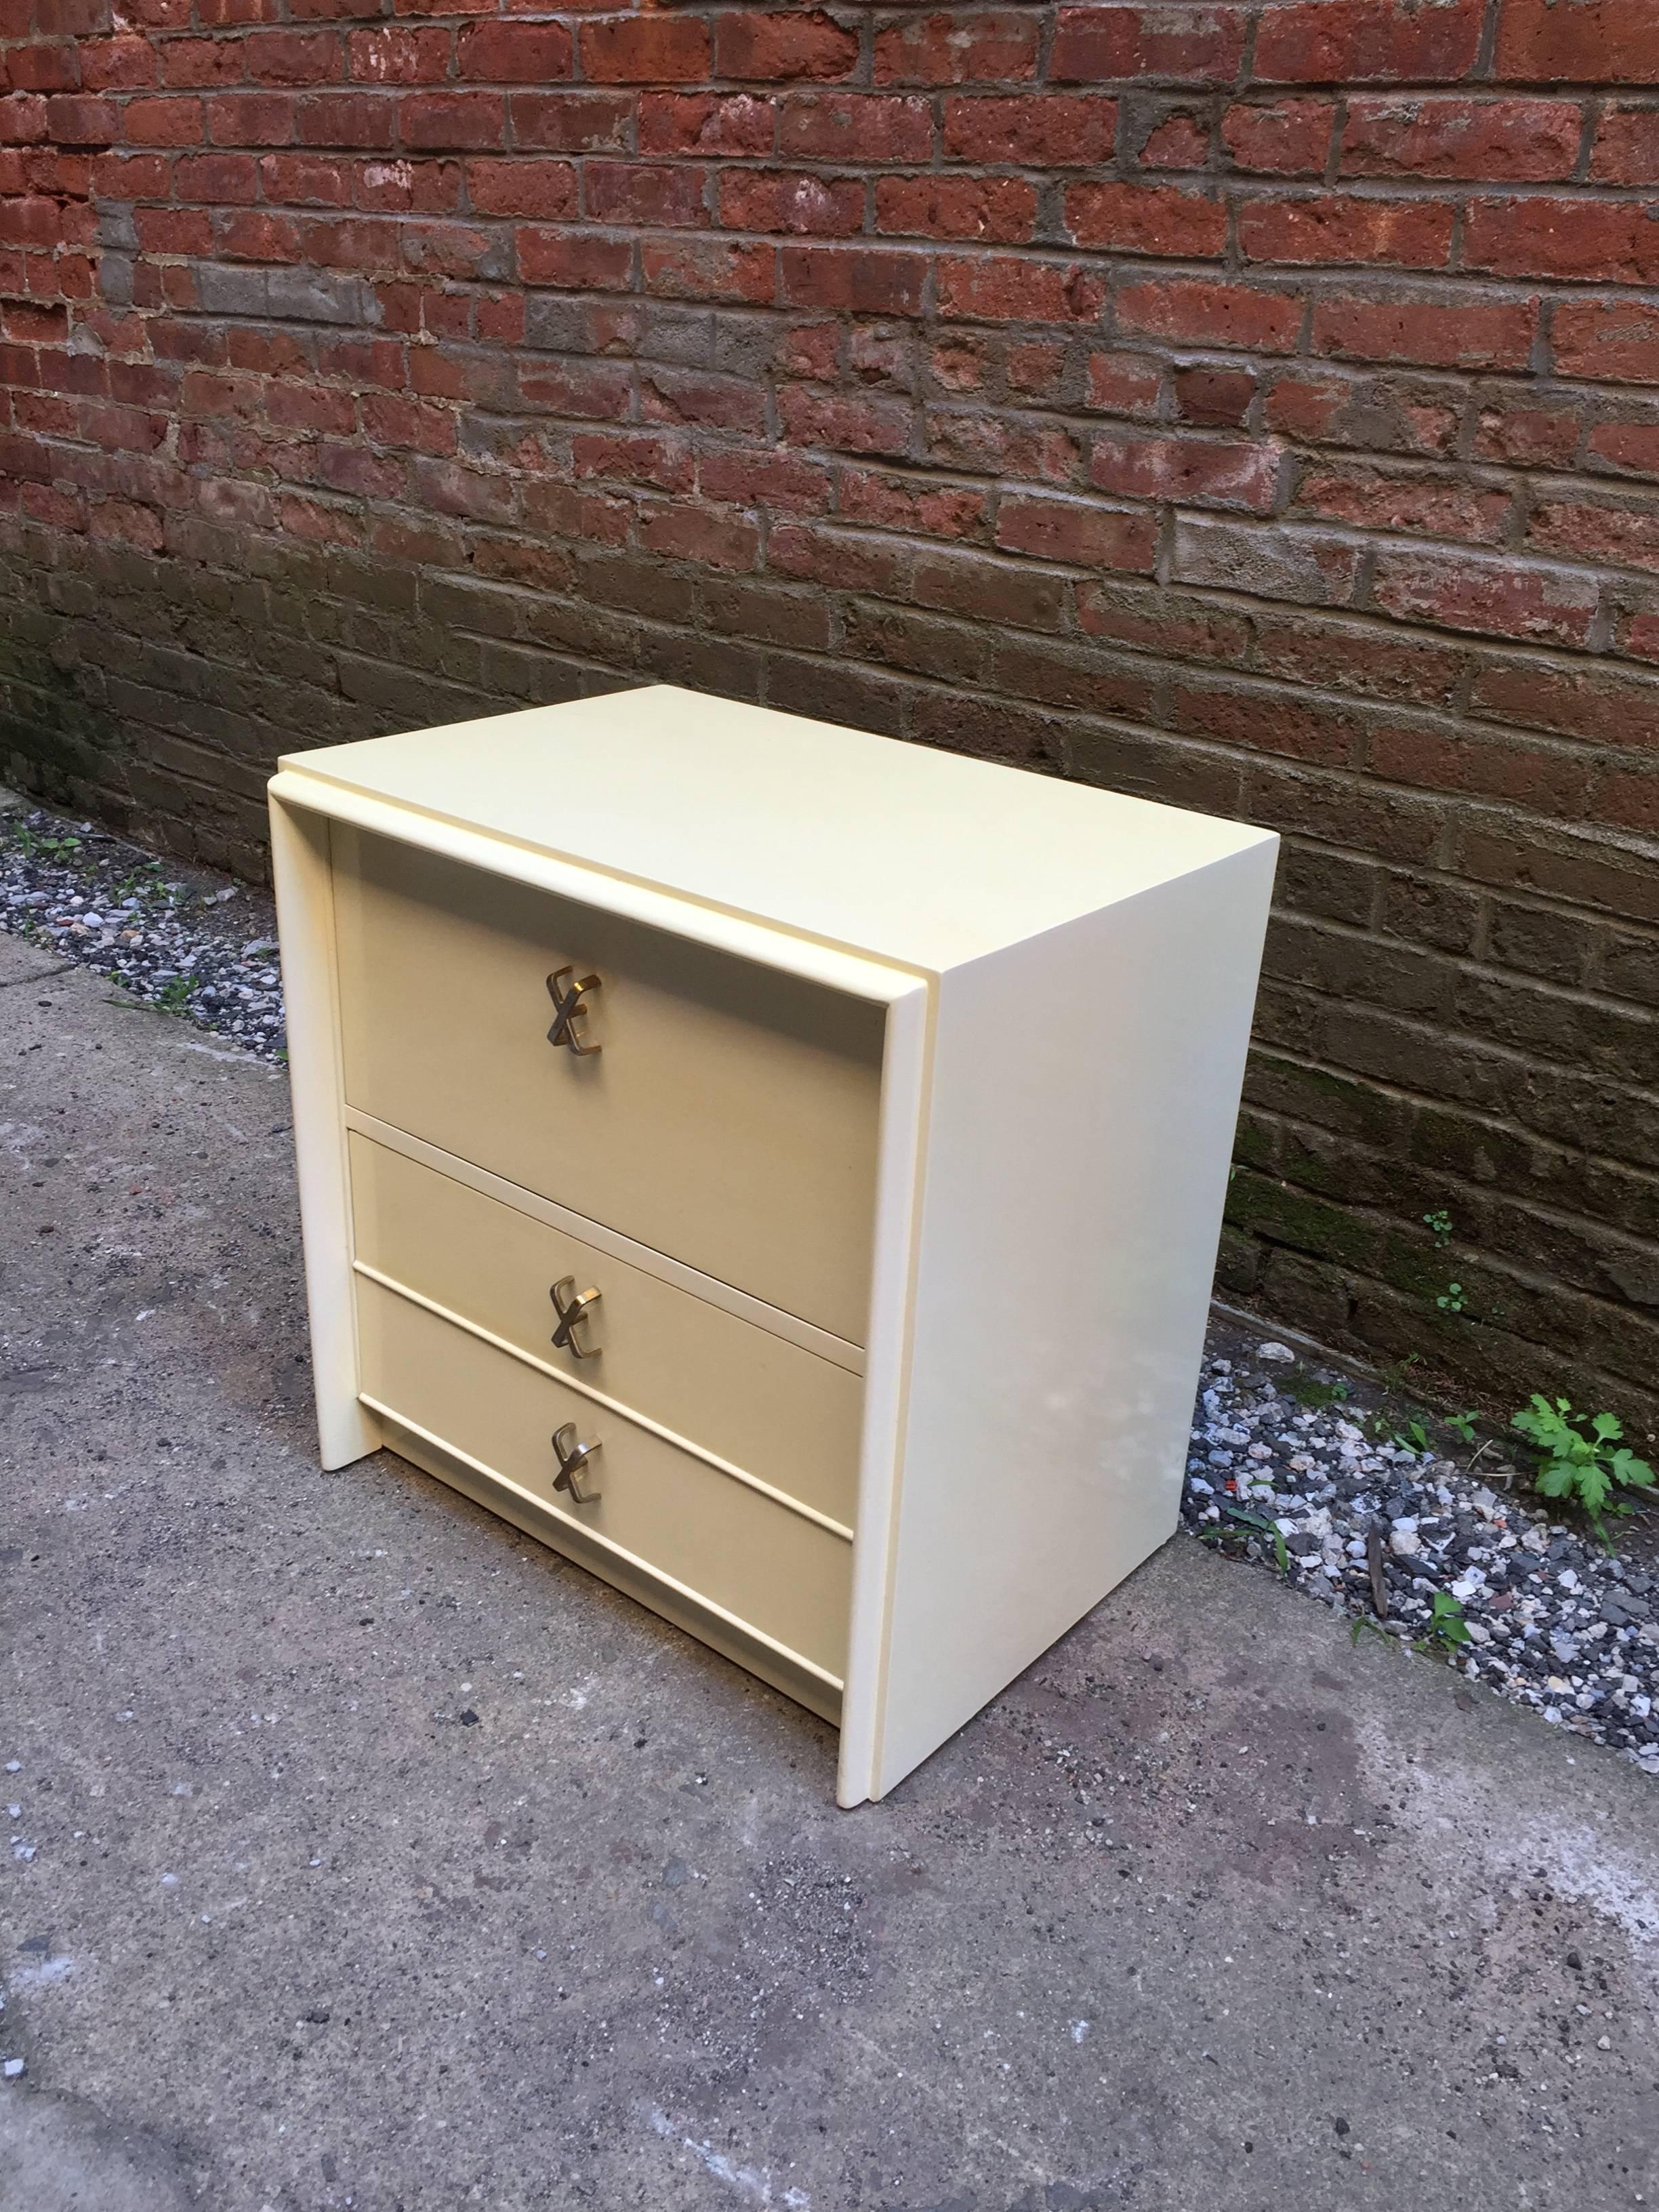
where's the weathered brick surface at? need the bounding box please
[3,0,1659,1423]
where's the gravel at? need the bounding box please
[9,796,1654,1778]
[0,805,285,1062]
[1185,1346,1659,1778]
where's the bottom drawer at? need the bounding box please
[355,1276,852,1687]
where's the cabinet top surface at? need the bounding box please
[279,686,1275,972]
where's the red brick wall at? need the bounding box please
[4,0,1659,1424]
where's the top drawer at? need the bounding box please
[329,825,886,1344]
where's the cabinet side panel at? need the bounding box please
[270,793,382,1470]
[874,839,1277,1798]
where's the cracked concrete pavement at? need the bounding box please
[2,930,1657,2211]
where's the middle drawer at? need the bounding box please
[347,1128,863,1530]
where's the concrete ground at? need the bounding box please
[3,933,1656,2212]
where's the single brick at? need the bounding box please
[1370,545,1601,647]
[640,502,760,570]
[1553,297,1659,384]
[1051,4,1248,84]
[1463,198,1659,285]
[1473,395,1582,469]
[516,226,633,291]
[1528,494,1659,577]
[245,30,341,88]
[1065,180,1226,256]
[724,168,865,237]
[716,10,858,83]
[643,234,775,304]
[1254,0,1485,85]
[1291,459,1511,544]
[348,28,451,86]
[123,96,204,147]
[699,446,832,512]
[1237,193,1456,271]
[1498,0,1659,85]
[1089,430,1281,512]
[780,243,926,314]
[641,364,767,434]
[1311,289,1537,371]
[1086,350,1164,416]
[1172,364,1257,428]
[640,93,775,157]
[874,174,1036,245]
[873,12,1038,87]
[778,386,911,456]
[204,94,294,147]
[1340,96,1582,182]
[588,161,709,229]
[1469,657,1659,752]
[1139,109,1211,169]
[1590,105,1659,186]
[1588,419,1659,481]
[510,93,633,153]
[937,253,1105,323]
[455,22,573,83]
[779,93,933,163]
[1115,276,1303,353]
[1221,98,1334,178]
[943,94,1117,167]
[581,17,710,86]
[399,94,504,152]
[520,354,628,417]
[994,491,1157,571]
[1172,514,1361,603]
[466,159,578,221]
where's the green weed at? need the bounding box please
[1416,1591,1472,1658]
[1512,1396,1655,1549]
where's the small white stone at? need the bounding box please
[1256,1341,1296,1364]
[2,2060,24,2081]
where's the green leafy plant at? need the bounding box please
[1436,1282,1467,1314]
[1417,1591,1472,1658]
[1350,1614,1392,1650]
[1423,1208,1454,1248]
[155,975,195,1012]
[12,823,81,861]
[1368,1412,1432,1458]
[1512,1396,1656,1547]
[1444,1410,1479,1447]
[112,860,168,907]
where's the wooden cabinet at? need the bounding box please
[270,684,1277,1804]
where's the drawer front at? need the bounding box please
[331,826,884,1344]
[348,1130,862,1529]
[356,1277,851,1681]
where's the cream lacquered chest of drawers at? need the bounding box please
[270,686,1277,1805]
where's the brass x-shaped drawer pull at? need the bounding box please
[546,966,602,1056]
[550,1275,602,1358]
[551,1422,601,1505]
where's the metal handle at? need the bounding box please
[550,1275,602,1359]
[552,1422,601,1505]
[546,966,602,1057]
